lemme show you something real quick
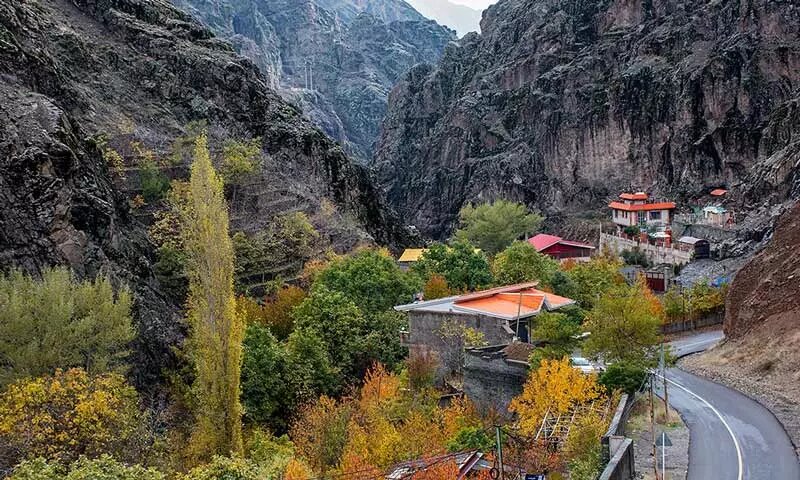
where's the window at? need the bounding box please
[649,211,662,220]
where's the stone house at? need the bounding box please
[463,342,534,415]
[394,283,575,381]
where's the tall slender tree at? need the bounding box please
[183,134,244,459]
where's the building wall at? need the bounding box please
[463,349,529,415]
[542,243,594,260]
[407,311,517,381]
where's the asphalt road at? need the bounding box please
[654,331,800,479]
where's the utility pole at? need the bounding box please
[661,343,670,423]
[650,375,661,480]
[495,425,505,480]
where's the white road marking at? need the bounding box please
[673,336,723,353]
[655,372,744,480]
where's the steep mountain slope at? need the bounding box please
[173,0,455,161]
[683,201,800,453]
[0,0,412,387]
[375,0,800,238]
[406,0,483,36]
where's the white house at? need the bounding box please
[609,192,676,230]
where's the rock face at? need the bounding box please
[375,0,800,238]
[0,0,413,387]
[173,0,456,161]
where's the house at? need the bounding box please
[394,283,575,381]
[609,192,676,232]
[710,188,728,197]
[528,234,595,262]
[386,451,496,480]
[703,205,732,227]
[397,248,426,271]
[677,236,710,259]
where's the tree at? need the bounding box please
[492,241,559,286]
[179,456,275,480]
[422,274,451,300]
[292,287,366,382]
[509,358,602,436]
[290,396,352,474]
[237,286,306,340]
[563,256,625,308]
[413,241,493,292]
[598,362,648,395]
[437,321,488,379]
[182,134,244,459]
[9,455,166,480]
[446,426,494,452]
[583,283,662,366]
[314,248,421,315]
[563,413,608,480]
[0,268,134,388]
[455,200,543,255]
[528,312,580,368]
[220,138,262,206]
[0,369,143,469]
[662,286,686,323]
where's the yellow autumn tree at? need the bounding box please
[284,458,313,480]
[183,134,244,460]
[509,357,602,436]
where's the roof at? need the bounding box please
[609,201,676,212]
[703,205,727,214]
[619,192,649,201]
[501,341,536,362]
[386,451,491,480]
[529,234,596,252]
[398,248,426,262]
[395,282,576,320]
[678,236,707,245]
[710,189,728,197]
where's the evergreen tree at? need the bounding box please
[182,134,244,459]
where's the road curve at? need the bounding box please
[658,331,800,480]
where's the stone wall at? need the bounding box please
[463,346,529,415]
[601,234,692,266]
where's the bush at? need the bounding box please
[0,268,134,387]
[179,456,273,480]
[9,455,166,480]
[621,247,649,267]
[139,160,170,203]
[154,245,188,301]
[446,426,494,452]
[0,369,145,469]
[422,274,451,300]
[599,362,648,395]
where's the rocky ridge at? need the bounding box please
[0,0,413,387]
[173,0,456,161]
[375,0,800,238]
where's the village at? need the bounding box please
[386,191,734,480]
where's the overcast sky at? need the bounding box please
[450,0,497,10]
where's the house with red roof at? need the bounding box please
[528,234,595,262]
[394,283,575,382]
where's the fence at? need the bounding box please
[598,394,636,480]
[601,234,692,266]
[660,311,724,334]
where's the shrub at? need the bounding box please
[621,247,649,267]
[0,369,143,468]
[139,160,170,203]
[0,268,134,387]
[599,363,648,395]
[179,456,273,480]
[446,426,494,452]
[9,455,165,480]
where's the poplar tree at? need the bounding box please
[183,134,244,459]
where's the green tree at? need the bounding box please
[564,256,625,308]
[492,241,559,286]
[9,456,166,480]
[662,286,686,323]
[455,200,543,255]
[598,362,648,395]
[292,287,367,382]
[314,248,420,315]
[220,138,262,186]
[583,283,662,365]
[0,268,134,388]
[182,134,244,460]
[179,456,274,480]
[422,274,451,300]
[446,426,494,452]
[528,312,580,368]
[412,241,493,292]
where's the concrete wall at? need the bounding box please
[463,347,529,415]
[598,438,635,480]
[661,312,724,334]
[601,233,692,265]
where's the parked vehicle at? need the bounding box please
[570,356,604,374]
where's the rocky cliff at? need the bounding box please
[173,0,455,161]
[0,0,412,387]
[375,0,800,238]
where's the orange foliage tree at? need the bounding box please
[509,358,602,436]
[423,274,451,300]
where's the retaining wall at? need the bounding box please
[601,234,692,266]
[599,394,636,480]
[660,312,724,334]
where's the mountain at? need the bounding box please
[406,0,483,36]
[374,0,800,238]
[0,0,413,387]
[172,0,456,161]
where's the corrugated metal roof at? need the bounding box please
[398,248,426,262]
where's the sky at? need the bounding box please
[449,0,497,10]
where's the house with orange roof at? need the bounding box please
[609,192,676,231]
[394,283,575,382]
